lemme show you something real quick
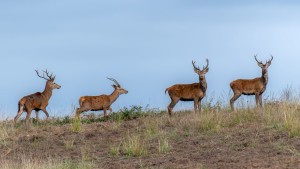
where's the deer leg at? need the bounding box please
[255,93,260,108]
[194,98,199,113]
[14,104,24,126]
[103,108,107,116]
[76,107,89,119]
[35,110,39,124]
[230,92,241,111]
[43,109,50,119]
[168,98,179,116]
[198,100,202,112]
[109,107,112,114]
[25,109,33,128]
[259,95,263,107]
[41,109,50,121]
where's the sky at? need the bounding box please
[1,0,300,118]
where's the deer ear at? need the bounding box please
[112,84,117,89]
[194,68,200,74]
[204,68,209,73]
[51,76,56,82]
[257,63,264,68]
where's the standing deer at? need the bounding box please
[76,77,128,118]
[165,59,209,116]
[14,70,61,126]
[230,55,273,111]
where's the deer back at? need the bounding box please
[167,83,204,99]
[230,78,265,95]
[79,95,110,110]
[19,92,49,110]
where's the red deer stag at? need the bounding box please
[230,55,273,111]
[165,59,209,116]
[76,77,128,118]
[14,70,61,126]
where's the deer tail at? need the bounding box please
[17,100,25,114]
[17,102,21,113]
[165,88,169,94]
[79,97,85,107]
[230,81,235,89]
[18,98,26,111]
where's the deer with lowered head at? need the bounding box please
[76,77,128,118]
[14,70,61,126]
[230,55,273,111]
[165,59,209,116]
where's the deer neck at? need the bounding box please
[199,76,207,93]
[42,83,53,101]
[262,69,268,86]
[109,90,120,104]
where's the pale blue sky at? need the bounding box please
[1,1,300,118]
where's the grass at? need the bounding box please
[63,137,75,150]
[158,130,172,153]
[110,143,121,156]
[71,117,82,133]
[0,121,15,156]
[0,121,13,142]
[122,132,148,157]
[1,144,96,169]
[1,158,95,169]
[3,87,300,168]
[262,100,300,138]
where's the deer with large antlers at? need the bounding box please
[230,55,273,111]
[165,59,209,116]
[14,70,61,126]
[76,77,128,118]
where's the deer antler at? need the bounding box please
[107,77,121,87]
[35,69,55,81]
[254,54,263,65]
[193,59,209,72]
[192,60,200,71]
[43,69,55,80]
[202,59,209,71]
[268,55,273,63]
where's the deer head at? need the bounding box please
[254,54,273,74]
[192,59,209,79]
[107,77,128,94]
[35,69,61,89]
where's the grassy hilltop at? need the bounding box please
[1,95,300,168]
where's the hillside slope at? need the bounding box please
[1,105,300,169]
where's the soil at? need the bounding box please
[1,117,300,169]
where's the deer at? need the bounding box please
[14,70,61,127]
[76,77,128,118]
[165,59,209,116]
[230,55,273,111]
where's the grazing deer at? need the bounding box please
[165,59,209,116]
[14,70,61,126]
[76,77,128,118]
[230,55,273,111]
